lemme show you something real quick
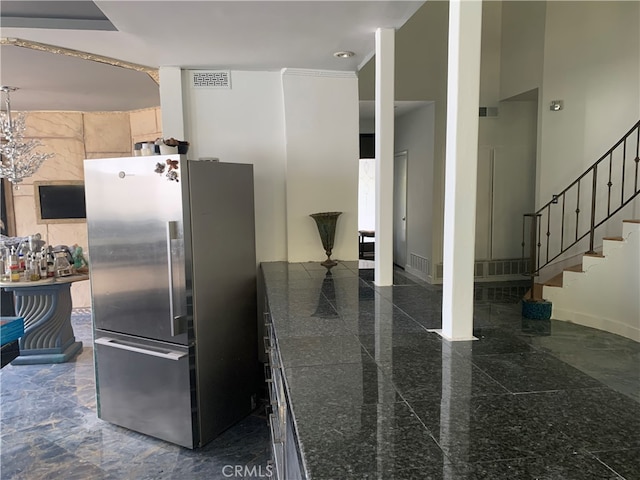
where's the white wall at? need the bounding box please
[477,100,537,260]
[281,69,359,263]
[359,117,375,134]
[538,1,640,238]
[539,1,640,198]
[499,1,546,101]
[182,70,287,264]
[394,103,435,280]
[480,1,503,108]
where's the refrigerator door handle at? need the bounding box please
[95,337,187,361]
[167,221,186,336]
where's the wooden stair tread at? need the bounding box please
[565,264,583,272]
[544,275,563,287]
[542,263,582,289]
[584,252,604,257]
[623,219,640,224]
[603,236,624,241]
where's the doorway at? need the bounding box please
[393,151,408,268]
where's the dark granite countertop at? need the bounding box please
[261,261,640,480]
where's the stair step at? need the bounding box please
[584,252,604,258]
[622,219,640,236]
[543,264,582,289]
[565,264,583,272]
[545,274,563,287]
[603,236,624,241]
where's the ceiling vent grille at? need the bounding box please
[191,71,231,89]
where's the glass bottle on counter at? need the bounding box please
[8,247,20,282]
[39,248,48,279]
[46,247,55,277]
[29,254,41,281]
[17,244,27,272]
[0,247,8,282]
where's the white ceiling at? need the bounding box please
[0,1,424,112]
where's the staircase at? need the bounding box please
[542,219,640,342]
[521,120,640,340]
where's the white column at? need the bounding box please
[375,27,395,286]
[159,67,185,140]
[441,0,482,340]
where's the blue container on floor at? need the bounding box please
[521,300,552,320]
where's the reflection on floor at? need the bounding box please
[0,310,271,480]
[1,266,639,479]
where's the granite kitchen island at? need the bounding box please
[261,261,640,480]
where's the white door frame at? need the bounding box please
[394,150,408,269]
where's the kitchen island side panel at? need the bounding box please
[187,161,258,445]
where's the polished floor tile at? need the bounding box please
[284,358,401,409]
[591,448,640,480]
[293,401,446,479]
[276,334,368,367]
[409,392,576,464]
[452,453,623,480]
[470,351,604,393]
[0,312,271,480]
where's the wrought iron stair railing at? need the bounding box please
[522,120,640,289]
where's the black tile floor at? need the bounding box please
[0,309,271,480]
[1,265,639,479]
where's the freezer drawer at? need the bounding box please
[94,331,196,448]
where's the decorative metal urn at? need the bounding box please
[309,211,342,267]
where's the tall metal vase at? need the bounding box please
[310,212,342,267]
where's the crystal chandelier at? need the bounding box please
[1,86,54,184]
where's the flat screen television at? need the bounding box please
[34,181,86,224]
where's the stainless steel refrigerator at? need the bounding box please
[84,155,258,449]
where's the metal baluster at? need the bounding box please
[635,125,639,193]
[621,138,626,204]
[575,180,581,242]
[588,165,597,254]
[537,213,542,272]
[521,216,526,267]
[528,214,538,298]
[560,192,566,252]
[546,206,551,264]
[607,152,613,216]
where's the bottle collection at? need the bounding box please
[0,235,78,283]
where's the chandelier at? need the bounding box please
[1,86,54,184]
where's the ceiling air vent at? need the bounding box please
[191,71,231,89]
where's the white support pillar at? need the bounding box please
[441,0,483,340]
[159,67,185,140]
[374,27,395,286]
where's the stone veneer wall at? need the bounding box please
[9,107,162,308]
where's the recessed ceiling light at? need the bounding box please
[333,51,355,59]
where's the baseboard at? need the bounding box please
[426,274,441,285]
[552,307,640,342]
[405,264,428,282]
